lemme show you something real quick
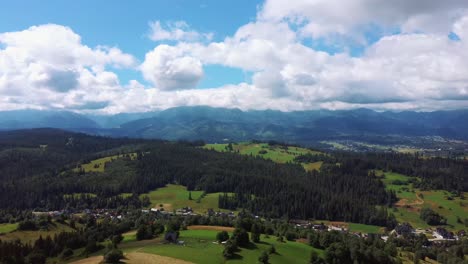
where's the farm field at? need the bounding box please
[120,228,322,264]
[0,223,18,234]
[70,252,193,264]
[0,221,75,244]
[378,171,468,230]
[204,142,323,171]
[139,184,234,213]
[74,153,137,173]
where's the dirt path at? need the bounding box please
[69,256,103,264]
[70,252,193,264]
[124,252,193,264]
[395,192,425,208]
[187,225,235,232]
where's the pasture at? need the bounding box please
[0,223,18,234]
[139,184,234,213]
[121,228,322,264]
[74,153,137,173]
[204,142,323,171]
[378,171,468,230]
[0,221,75,244]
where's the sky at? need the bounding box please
[1,0,468,114]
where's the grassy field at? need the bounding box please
[204,142,323,171]
[140,184,233,213]
[378,171,468,230]
[0,223,18,234]
[0,221,75,244]
[74,153,137,173]
[70,253,194,264]
[120,228,322,264]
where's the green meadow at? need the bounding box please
[378,170,468,230]
[0,223,18,234]
[74,153,137,173]
[0,221,75,244]
[140,184,234,213]
[121,229,322,264]
[204,142,323,171]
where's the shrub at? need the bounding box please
[258,251,269,264]
[216,231,229,242]
[104,249,124,263]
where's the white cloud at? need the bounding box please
[261,0,468,33]
[144,10,468,111]
[0,24,136,111]
[140,45,203,90]
[2,2,468,114]
[148,20,213,42]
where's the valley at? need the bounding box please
[0,129,466,264]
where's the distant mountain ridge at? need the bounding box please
[1,107,468,143]
[0,110,99,130]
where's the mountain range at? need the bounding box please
[1,106,468,143]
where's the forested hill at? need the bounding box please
[2,107,468,143]
[0,129,466,227]
[0,129,147,181]
[0,128,396,227]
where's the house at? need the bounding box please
[289,219,311,228]
[434,227,454,240]
[312,224,327,231]
[394,223,415,236]
[328,225,346,232]
[176,207,193,215]
[457,230,466,238]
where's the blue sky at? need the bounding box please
[0,0,261,86]
[1,0,468,113]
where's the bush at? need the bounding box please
[232,228,250,247]
[104,249,124,263]
[216,231,229,242]
[223,240,237,259]
[251,232,260,243]
[285,231,297,241]
[112,234,123,245]
[136,225,152,241]
[258,251,269,264]
[84,239,101,254]
[268,245,276,254]
[18,220,38,231]
[60,248,73,259]
[420,208,446,225]
[25,252,46,264]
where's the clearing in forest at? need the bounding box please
[204,142,323,171]
[377,170,468,230]
[74,152,137,173]
[139,184,235,213]
[120,228,322,264]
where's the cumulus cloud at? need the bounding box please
[259,0,468,38]
[2,1,468,113]
[0,24,136,111]
[148,20,213,42]
[140,45,203,90]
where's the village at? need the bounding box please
[30,206,466,245]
